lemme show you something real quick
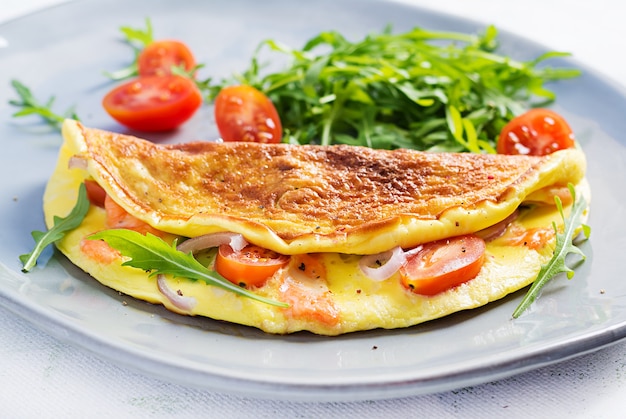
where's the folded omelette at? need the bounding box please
[42,120,589,335]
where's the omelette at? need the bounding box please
[42,120,589,335]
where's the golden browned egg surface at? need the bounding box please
[68,121,585,254]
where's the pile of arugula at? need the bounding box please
[10,22,580,154]
[211,25,580,152]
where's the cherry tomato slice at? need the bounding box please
[497,108,576,156]
[137,40,196,77]
[400,235,486,296]
[215,244,290,288]
[102,75,202,132]
[213,85,282,143]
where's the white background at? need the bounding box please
[1,0,625,417]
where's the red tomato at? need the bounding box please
[137,40,196,77]
[102,75,202,132]
[213,85,282,143]
[400,235,486,296]
[84,179,106,208]
[497,108,576,156]
[214,244,290,288]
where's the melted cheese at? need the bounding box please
[42,120,590,335]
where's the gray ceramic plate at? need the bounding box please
[1,0,625,402]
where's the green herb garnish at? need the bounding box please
[512,184,590,318]
[171,64,214,93]
[89,229,288,308]
[103,17,154,80]
[20,183,90,272]
[9,79,79,130]
[212,25,580,151]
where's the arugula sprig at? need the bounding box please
[512,184,590,318]
[20,183,90,272]
[89,229,289,308]
[103,17,154,80]
[213,25,580,152]
[9,79,79,130]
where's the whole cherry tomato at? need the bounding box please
[137,40,196,77]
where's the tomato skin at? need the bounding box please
[400,235,486,296]
[497,108,576,156]
[213,85,282,143]
[215,244,290,288]
[102,75,202,132]
[137,40,196,77]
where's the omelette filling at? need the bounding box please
[79,178,566,323]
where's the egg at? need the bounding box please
[41,120,589,335]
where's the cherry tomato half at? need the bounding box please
[497,108,576,156]
[214,244,290,288]
[102,75,202,132]
[213,85,282,143]
[400,235,486,296]
[137,40,196,77]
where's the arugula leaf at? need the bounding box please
[119,17,154,47]
[171,64,215,93]
[20,183,90,272]
[211,25,580,152]
[9,79,79,130]
[512,184,590,318]
[103,18,153,80]
[88,229,289,308]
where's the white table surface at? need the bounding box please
[2,0,625,417]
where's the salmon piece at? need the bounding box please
[81,194,164,262]
[278,255,339,327]
[104,195,161,235]
[80,237,121,264]
[502,225,555,250]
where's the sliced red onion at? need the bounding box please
[358,246,407,282]
[176,232,248,254]
[402,245,424,262]
[157,274,197,311]
[475,210,519,242]
[68,155,88,170]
